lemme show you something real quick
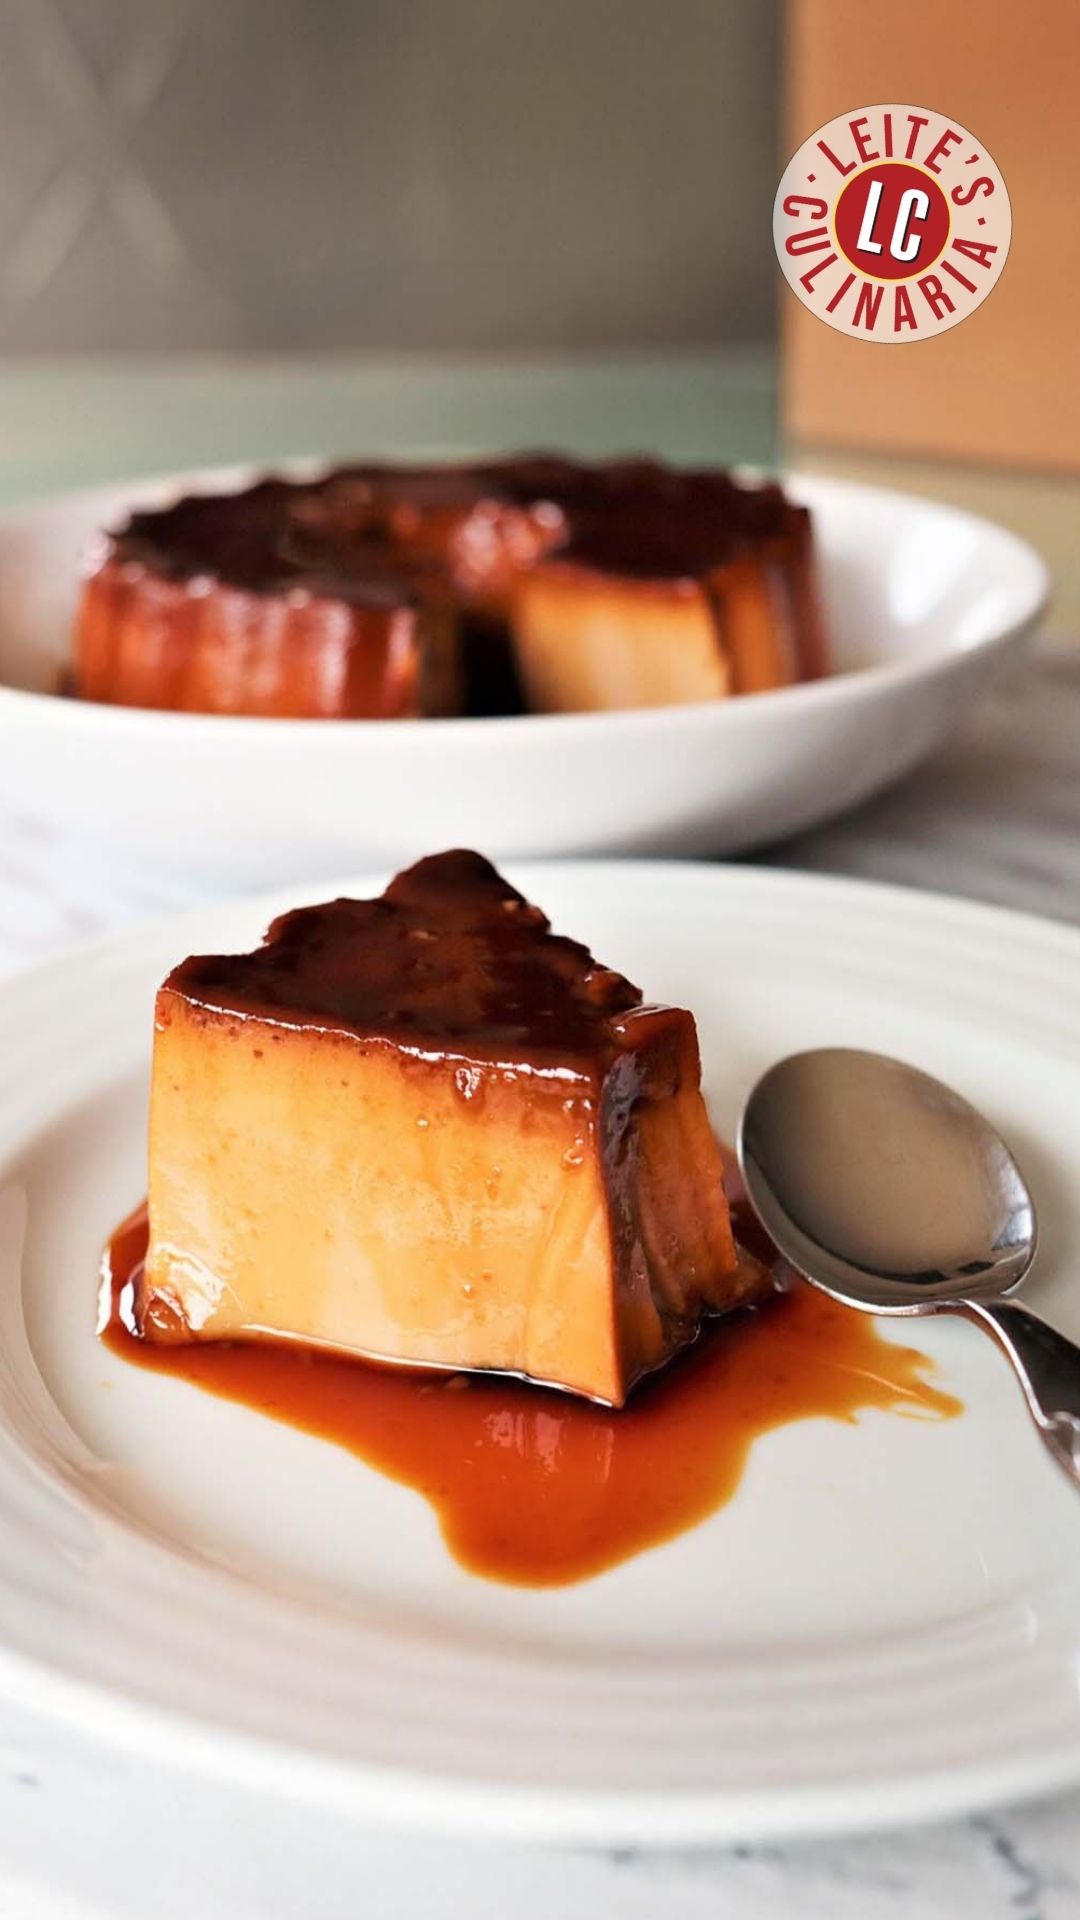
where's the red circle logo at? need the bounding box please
[833,162,951,280]
[774,105,1011,342]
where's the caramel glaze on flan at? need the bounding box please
[73,457,829,719]
[141,850,767,1406]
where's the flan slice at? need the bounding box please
[141,850,762,1404]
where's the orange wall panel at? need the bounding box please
[783,0,1080,469]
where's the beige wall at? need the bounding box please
[0,0,779,353]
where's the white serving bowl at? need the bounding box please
[0,468,1047,888]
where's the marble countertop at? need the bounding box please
[1,352,1079,1917]
[1,1700,1077,1920]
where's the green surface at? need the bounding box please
[0,349,777,505]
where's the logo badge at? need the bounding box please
[774,104,1011,342]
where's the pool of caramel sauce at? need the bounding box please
[99,1184,960,1588]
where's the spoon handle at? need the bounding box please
[959,1299,1080,1489]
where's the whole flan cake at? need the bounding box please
[73,457,829,719]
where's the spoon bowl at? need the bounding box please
[738,1047,1080,1488]
[738,1048,1036,1312]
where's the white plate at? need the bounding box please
[0,466,1047,887]
[2,860,1080,1846]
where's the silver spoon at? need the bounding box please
[738,1047,1080,1490]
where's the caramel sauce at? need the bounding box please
[109,458,796,593]
[167,849,644,1072]
[98,1175,961,1588]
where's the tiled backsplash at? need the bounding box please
[0,0,778,352]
